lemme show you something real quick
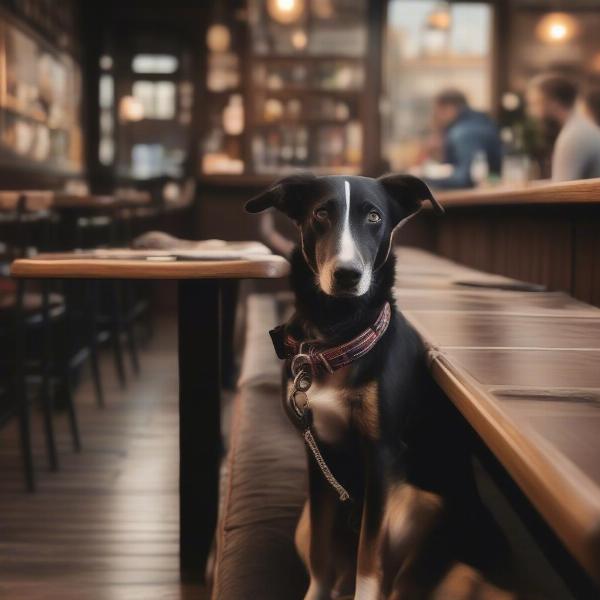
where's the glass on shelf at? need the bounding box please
[252,124,310,173]
[255,93,356,123]
[207,52,240,92]
[253,60,364,92]
[222,95,245,135]
[307,24,366,57]
[249,0,367,57]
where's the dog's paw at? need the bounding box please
[303,581,333,600]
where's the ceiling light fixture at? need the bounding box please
[536,12,577,44]
[267,0,305,25]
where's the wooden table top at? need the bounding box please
[0,190,54,212]
[436,177,600,208]
[0,190,154,213]
[53,193,117,209]
[53,192,152,210]
[10,244,290,280]
[395,247,600,582]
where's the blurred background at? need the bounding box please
[1,2,600,599]
[2,1,600,199]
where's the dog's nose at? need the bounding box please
[333,265,362,288]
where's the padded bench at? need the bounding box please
[211,247,600,598]
[211,293,307,600]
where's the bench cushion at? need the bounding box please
[212,294,307,600]
[213,248,600,594]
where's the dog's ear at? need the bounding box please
[245,172,318,223]
[378,174,444,223]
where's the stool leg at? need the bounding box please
[15,279,35,492]
[17,398,35,492]
[41,281,58,470]
[109,281,127,388]
[60,287,81,452]
[64,382,81,452]
[123,282,140,375]
[87,280,104,407]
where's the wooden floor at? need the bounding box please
[0,316,208,600]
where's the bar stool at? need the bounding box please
[0,191,80,490]
[54,192,134,389]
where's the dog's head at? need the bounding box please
[246,173,443,298]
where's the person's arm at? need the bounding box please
[425,129,479,190]
[552,125,589,182]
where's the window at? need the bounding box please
[132,81,176,119]
[382,1,492,171]
[99,74,114,165]
[131,144,165,178]
[132,54,179,74]
[131,143,184,179]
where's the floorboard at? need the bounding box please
[0,316,209,600]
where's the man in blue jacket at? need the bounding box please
[426,89,502,189]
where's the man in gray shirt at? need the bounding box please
[527,73,600,181]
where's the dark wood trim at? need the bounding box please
[437,178,600,208]
[364,0,385,176]
[178,279,222,581]
[490,0,510,119]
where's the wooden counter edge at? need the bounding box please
[436,178,600,208]
[10,256,290,280]
[427,349,600,583]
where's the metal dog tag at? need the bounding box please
[293,371,312,392]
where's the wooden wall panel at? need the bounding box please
[435,208,580,302]
[490,215,572,292]
[436,214,494,273]
[573,217,600,307]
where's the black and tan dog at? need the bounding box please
[246,173,511,600]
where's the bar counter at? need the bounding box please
[416,178,600,312]
[436,178,600,208]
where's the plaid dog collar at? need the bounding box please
[270,302,392,373]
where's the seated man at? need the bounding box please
[424,89,503,189]
[527,72,600,181]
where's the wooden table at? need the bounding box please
[10,247,290,581]
[53,192,151,211]
[0,190,54,212]
[394,248,600,588]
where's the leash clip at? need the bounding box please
[291,351,313,388]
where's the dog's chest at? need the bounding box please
[288,372,379,444]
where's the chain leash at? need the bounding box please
[289,346,351,503]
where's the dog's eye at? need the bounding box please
[367,210,381,223]
[314,208,329,221]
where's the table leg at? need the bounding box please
[178,279,222,582]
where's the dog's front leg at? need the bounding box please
[355,460,384,600]
[298,460,340,600]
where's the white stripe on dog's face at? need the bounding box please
[318,180,372,296]
[339,180,357,262]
